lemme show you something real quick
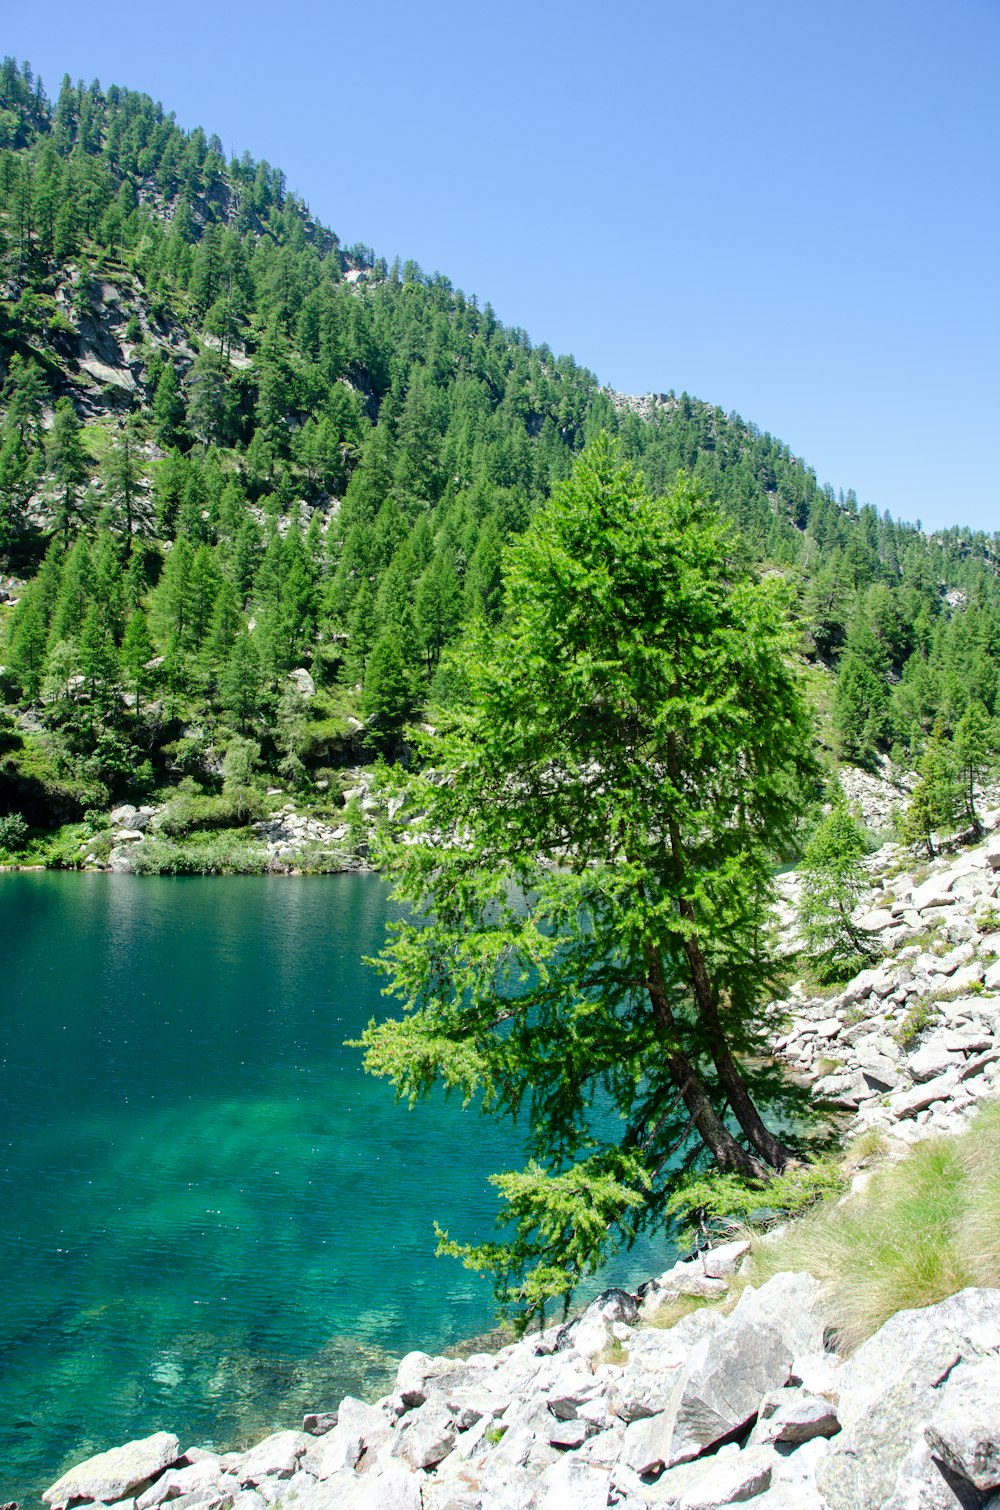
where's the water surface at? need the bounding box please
[0,873,673,1503]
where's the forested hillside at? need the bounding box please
[0,57,997,865]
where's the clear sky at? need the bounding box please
[5,0,998,532]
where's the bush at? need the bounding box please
[128,833,269,875]
[156,790,262,837]
[0,811,29,852]
[664,1159,846,1248]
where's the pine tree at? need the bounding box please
[46,397,89,543]
[953,701,997,836]
[798,796,877,982]
[361,626,413,752]
[152,362,185,447]
[121,608,154,716]
[359,440,818,1316]
[901,727,960,858]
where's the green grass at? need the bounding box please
[748,1103,1000,1352]
[646,1293,728,1331]
[127,832,270,875]
[893,997,937,1046]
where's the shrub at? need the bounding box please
[0,811,29,852]
[129,833,269,875]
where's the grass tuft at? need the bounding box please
[748,1106,1000,1352]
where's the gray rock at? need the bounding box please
[536,1453,612,1508]
[751,1391,840,1445]
[391,1401,456,1470]
[677,1447,775,1508]
[818,1287,1000,1510]
[301,1413,338,1437]
[135,1460,223,1509]
[235,1430,309,1484]
[855,908,896,931]
[621,1312,793,1474]
[882,1436,969,1510]
[906,1044,962,1082]
[924,1355,1000,1491]
[547,1416,594,1449]
[333,1396,391,1451]
[951,961,986,993]
[669,1316,794,1465]
[730,1272,826,1359]
[299,1423,361,1479]
[702,1240,750,1279]
[887,1066,962,1118]
[288,668,316,698]
[912,876,958,912]
[281,1462,421,1509]
[44,1433,181,1506]
[584,1287,639,1325]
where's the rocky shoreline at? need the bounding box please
[35,1267,1000,1509]
[24,791,1000,1509]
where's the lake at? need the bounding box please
[0,872,675,1504]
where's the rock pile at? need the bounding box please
[835,758,915,834]
[251,805,362,870]
[773,822,1000,1142]
[41,1274,1000,1509]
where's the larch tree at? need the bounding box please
[358,438,817,1317]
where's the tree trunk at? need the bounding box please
[643,944,766,1180]
[679,916,796,1171]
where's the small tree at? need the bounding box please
[798,795,877,982]
[121,609,154,718]
[275,682,310,788]
[361,627,413,754]
[46,397,89,544]
[953,701,997,836]
[222,734,262,820]
[900,726,960,858]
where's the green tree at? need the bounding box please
[105,417,146,555]
[78,603,120,713]
[953,701,997,836]
[358,440,817,1316]
[121,608,154,717]
[834,621,891,766]
[46,397,90,544]
[797,796,877,981]
[219,632,263,732]
[360,626,413,753]
[900,727,959,859]
[222,733,263,820]
[152,361,185,447]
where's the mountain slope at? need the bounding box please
[0,58,998,865]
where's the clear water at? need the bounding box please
[0,873,675,1504]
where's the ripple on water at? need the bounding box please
[0,871,674,1505]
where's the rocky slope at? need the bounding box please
[774,808,1000,1145]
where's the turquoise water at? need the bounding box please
[0,873,674,1504]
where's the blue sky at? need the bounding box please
[5,0,998,532]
